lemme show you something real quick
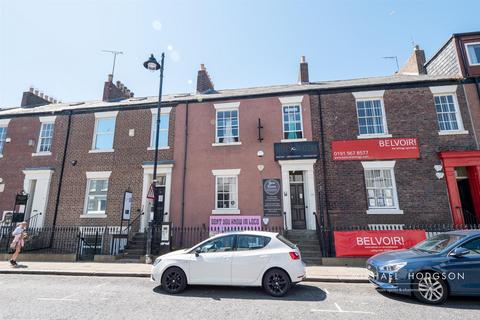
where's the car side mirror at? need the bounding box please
[195,247,202,257]
[450,247,470,258]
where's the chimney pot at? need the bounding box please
[399,45,426,75]
[298,56,309,84]
[108,74,113,82]
[39,92,44,98]
[29,87,34,93]
[34,89,39,95]
[44,95,49,101]
[196,64,215,93]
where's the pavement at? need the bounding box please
[1,275,479,320]
[0,261,369,282]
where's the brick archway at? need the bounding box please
[439,151,480,225]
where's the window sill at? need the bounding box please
[280,138,307,143]
[212,142,242,147]
[89,149,114,153]
[212,209,240,215]
[32,152,52,157]
[366,209,404,215]
[357,134,392,139]
[80,214,107,218]
[438,130,469,136]
[147,146,170,151]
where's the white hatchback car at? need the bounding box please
[151,231,306,296]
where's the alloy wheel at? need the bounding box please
[161,267,187,294]
[416,274,445,303]
[266,271,289,296]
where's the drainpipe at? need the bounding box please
[180,101,189,246]
[49,110,72,247]
[317,91,333,256]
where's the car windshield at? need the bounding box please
[413,233,465,253]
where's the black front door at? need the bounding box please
[154,186,166,222]
[457,179,478,225]
[290,172,306,229]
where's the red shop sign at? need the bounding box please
[332,138,420,161]
[334,230,427,257]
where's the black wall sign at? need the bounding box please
[15,194,28,206]
[263,179,282,216]
[274,141,320,161]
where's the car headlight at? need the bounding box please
[379,262,407,272]
[153,258,162,266]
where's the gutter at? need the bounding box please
[179,101,189,246]
[317,90,333,256]
[49,110,72,246]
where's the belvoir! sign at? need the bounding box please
[331,138,420,161]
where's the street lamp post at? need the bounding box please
[143,53,165,256]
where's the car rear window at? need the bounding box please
[276,234,296,249]
[237,235,271,251]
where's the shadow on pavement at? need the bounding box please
[377,289,480,310]
[153,283,327,302]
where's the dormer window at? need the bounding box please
[465,42,480,66]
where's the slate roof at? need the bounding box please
[0,74,461,118]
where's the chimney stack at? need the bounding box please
[196,64,215,94]
[298,56,309,84]
[398,45,426,75]
[21,87,55,108]
[103,74,134,102]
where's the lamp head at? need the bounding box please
[143,54,161,71]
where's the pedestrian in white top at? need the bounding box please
[10,221,28,266]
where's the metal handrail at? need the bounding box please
[122,211,144,234]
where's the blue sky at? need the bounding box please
[0,0,479,107]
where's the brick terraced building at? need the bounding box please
[0,33,480,253]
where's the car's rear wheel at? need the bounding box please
[263,268,291,297]
[412,272,448,304]
[161,267,187,294]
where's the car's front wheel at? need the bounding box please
[263,268,291,297]
[161,267,187,294]
[412,272,448,304]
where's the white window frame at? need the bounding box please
[212,102,241,146]
[0,119,10,158]
[353,90,391,139]
[465,42,480,66]
[430,85,468,135]
[279,96,306,142]
[82,171,112,218]
[148,107,171,150]
[90,111,118,153]
[33,116,56,156]
[212,169,240,214]
[361,161,403,215]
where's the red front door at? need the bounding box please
[440,151,480,225]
